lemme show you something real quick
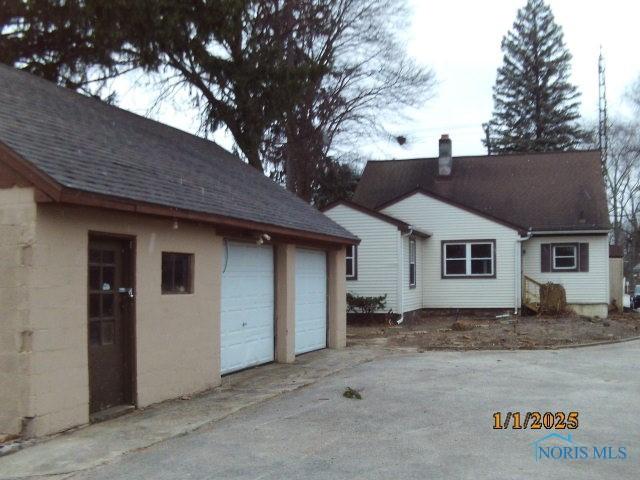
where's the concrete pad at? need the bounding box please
[2,341,638,479]
[0,346,384,479]
[63,342,640,479]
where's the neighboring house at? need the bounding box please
[0,65,357,439]
[324,135,610,321]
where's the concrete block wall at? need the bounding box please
[0,187,36,437]
[328,248,347,349]
[2,197,347,438]
[24,204,222,436]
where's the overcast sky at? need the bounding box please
[115,0,640,161]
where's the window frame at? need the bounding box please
[441,240,496,279]
[346,245,357,280]
[551,243,578,272]
[409,237,417,288]
[161,252,195,294]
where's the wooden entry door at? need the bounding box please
[88,237,134,414]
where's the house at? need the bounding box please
[324,135,610,321]
[0,65,357,439]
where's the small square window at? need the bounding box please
[552,244,577,271]
[162,252,194,294]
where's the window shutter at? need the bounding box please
[579,243,589,272]
[541,244,551,272]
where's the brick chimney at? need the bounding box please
[438,134,452,176]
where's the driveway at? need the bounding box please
[2,341,639,479]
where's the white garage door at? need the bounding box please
[221,241,274,374]
[295,248,327,354]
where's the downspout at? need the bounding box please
[514,229,533,314]
[397,227,413,324]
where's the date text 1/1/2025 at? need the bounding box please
[493,411,579,430]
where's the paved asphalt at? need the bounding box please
[68,341,639,479]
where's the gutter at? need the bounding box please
[514,229,533,314]
[530,230,610,235]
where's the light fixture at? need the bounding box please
[172,219,179,230]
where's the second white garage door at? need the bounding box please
[221,241,274,374]
[295,248,327,354]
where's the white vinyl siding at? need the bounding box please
[324,204,400,312]
[523,235,609,304]
[382,192,520,308]
[402,235,423,312]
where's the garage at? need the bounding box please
[295,248,327,354]
[221,241,275,374]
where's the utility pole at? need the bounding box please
[599,47,620,246]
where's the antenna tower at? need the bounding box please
[598,47,608,167]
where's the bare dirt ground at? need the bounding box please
[347,311,640,351]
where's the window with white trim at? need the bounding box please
[409,238,416,287]
[552,244,577,271]
[346,245,357,279]
[442,241,495,277]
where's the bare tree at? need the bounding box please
[629,76,640,111]
[2,0,433,196]
[264,0,434,200]
[587,116,640,282]
[605,123,640,246]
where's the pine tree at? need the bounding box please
[484,0,584,153]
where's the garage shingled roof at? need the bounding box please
[0,64,357,242]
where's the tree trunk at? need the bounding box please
[244,144,263,172]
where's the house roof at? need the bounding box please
[353,151,610,233]
[321,199,431,238]
[0,64,357,244]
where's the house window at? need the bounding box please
[541,243,588,273]
[409,238,416,287]
[552,244,577,271]
[442,240,495,278]
[162,252,194,294]
[346,245,357,280]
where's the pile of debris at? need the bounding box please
[539,282,567,315]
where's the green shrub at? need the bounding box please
[346,293,387,315]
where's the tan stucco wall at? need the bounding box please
[2,193,347,438]
[0,187,36,436]
[25,203,222,436]
[275,244,296,363]
[328,247,347,349]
